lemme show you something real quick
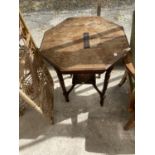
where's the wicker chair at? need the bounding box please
[19,12,54,123]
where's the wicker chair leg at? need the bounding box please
[19,103,26,117]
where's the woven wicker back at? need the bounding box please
[19,12,54,123]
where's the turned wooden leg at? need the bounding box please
[118,71,127,87]
[128,88,135,112]
[97,0,101,16]
[56,71,69,102]
[124,87,135,130]
[100,66,113,106]
[66,84,75,97]
[124,112,135,130]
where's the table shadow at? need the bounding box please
[19,74,134,154]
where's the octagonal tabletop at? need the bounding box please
[40,16,130,73]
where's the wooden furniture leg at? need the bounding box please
[70,71,113,107]
[97,0,101,16]
[100,66,113,106]
[56,67,113,106]
[56,71,70,102]
[124,112,135,130]
[118,71,127,87]
[124,87,135,130]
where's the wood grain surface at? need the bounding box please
[40,16,129,72]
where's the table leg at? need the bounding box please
[56,67,112,105]
[56,71,69,102]
[100,66,113,106]
[118,71,127,87]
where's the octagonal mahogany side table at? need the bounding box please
[40,16,130,106]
